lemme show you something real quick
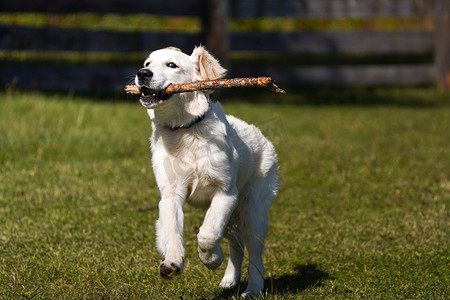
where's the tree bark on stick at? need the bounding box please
[125,77,286,95]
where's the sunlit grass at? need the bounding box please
[0,89,448,298]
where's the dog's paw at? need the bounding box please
[219,276,240,289]
[159,260,183,279]
[197,242,224,270]
[241,289,262,299]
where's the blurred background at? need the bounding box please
[0,0,449,94]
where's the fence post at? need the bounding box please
[436,0,450,91]
[201,0,230,68]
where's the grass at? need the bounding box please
[0,88,449,299]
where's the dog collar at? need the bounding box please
[170,114,205,131]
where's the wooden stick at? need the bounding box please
[125,76,286,95]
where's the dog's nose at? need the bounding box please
[137,68,153,80]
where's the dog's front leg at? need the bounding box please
[156,185,186,278]
[197,187,238,269]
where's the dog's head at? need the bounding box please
[135,46,226,110]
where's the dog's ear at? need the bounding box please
[191,46,227,81]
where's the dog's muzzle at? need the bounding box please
[136,69,173,108]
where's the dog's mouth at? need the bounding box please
[139,86,173,108]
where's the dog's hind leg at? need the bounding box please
[240,169,278,298]
[219,215,244,289]
[240,209,267,297]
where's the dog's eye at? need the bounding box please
[144,62,150,67]
[167,62,178,69]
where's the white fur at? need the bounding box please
[135,46,279,298]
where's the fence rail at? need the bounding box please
[235,65,436,85]
[231,31,434,54]
[230,0,436,18]
[0,0,447,91]
[0,25,434,54]
[0,25,201,53]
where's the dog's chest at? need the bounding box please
[155,133,232,206]
[184,143,228,206]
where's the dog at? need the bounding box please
[135,46,279,298]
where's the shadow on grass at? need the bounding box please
[213,263,331,299]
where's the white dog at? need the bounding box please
[135,46,279,298]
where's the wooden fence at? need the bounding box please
[0,0,448,91]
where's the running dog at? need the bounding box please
[135,46,279,297]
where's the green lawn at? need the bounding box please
[0,88,449,299]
